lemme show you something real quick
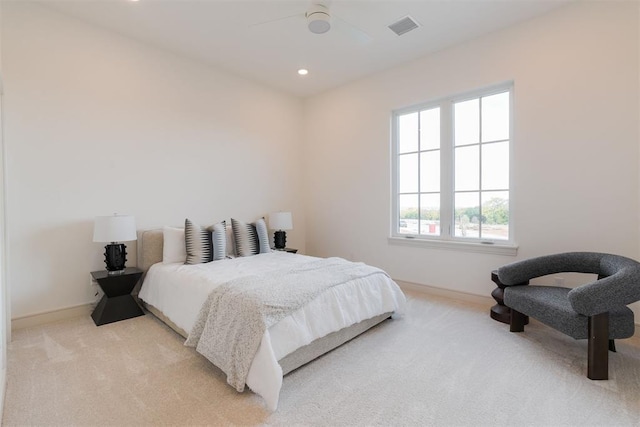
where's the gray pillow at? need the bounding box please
[255,218,271,254]
[212,221,227,261]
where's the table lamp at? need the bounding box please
[93,214,137,274]
[269,212,293,250]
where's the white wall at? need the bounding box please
[3,2,306,319]
[303,2,640,312]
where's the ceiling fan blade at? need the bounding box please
[333,14,372,44]
[249,12,303,28]
[311,0,333,10]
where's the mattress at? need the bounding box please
[138,251,406,409]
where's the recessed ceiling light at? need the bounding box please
[298,69,309,76]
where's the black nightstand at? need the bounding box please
[273,248,298,254]
[91,267,144,326]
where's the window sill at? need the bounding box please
[387,236,518,256]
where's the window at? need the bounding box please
[392,84,513,247]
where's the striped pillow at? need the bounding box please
[185,219,212,264]
[231,217,271,257]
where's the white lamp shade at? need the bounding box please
[93,215,137,243]
[269,212,293,231]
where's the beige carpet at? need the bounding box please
[4,290,640,426]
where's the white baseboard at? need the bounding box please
[11,304,92,331]
[395,279,494,307]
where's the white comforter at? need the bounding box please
[138,251,406,410]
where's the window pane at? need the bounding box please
[399,194,419,234]
[455,145,479,191]
[399,153,418,193]
[454,192,480,238]
[454,98,479,146]
[482,92,509,142]
[398,112,418,153]
[420,194,440,236]
[482,142,509,190]
[420,151,440,193]
[420,108,440,150]
[481,191,509,240]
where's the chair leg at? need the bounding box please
[609,339,616,353]
[510,309,526,332]
[588,312,609,380]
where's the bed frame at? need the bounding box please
[136,229,392,375]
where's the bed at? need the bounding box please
[136,229,406,410]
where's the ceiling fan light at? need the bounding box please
[307,11,331,34]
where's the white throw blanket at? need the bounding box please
[185,257,389,392]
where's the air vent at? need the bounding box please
[388,15,420,36]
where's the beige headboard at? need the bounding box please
[137,229,164,272]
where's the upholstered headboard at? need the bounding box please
[137,229,164,272]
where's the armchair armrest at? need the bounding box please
[568,266,640,316]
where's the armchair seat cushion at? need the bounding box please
[504,285,634,340]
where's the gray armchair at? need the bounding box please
[497,252,640,379]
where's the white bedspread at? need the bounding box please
[138,251,406,410]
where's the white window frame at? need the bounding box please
[389,82,517,256]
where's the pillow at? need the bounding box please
[184,219,213,264]
[162,226,186,264]
[255,218,272,254]
[226,222,236,258]
[231,217,271,257]
[212,221,227,261]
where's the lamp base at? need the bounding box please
[274,231,287,250]
[104,243,127,272]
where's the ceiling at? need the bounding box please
[39,0,572,97]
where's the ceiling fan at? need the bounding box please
[251,2,371,43]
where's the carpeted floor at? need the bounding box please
[4,290,640,426]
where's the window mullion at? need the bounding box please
[478,97,483,240]
[440,101,453,239]
[417,111,422,235]
[391,115,400,236]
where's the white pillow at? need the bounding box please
[162,226,186,264]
